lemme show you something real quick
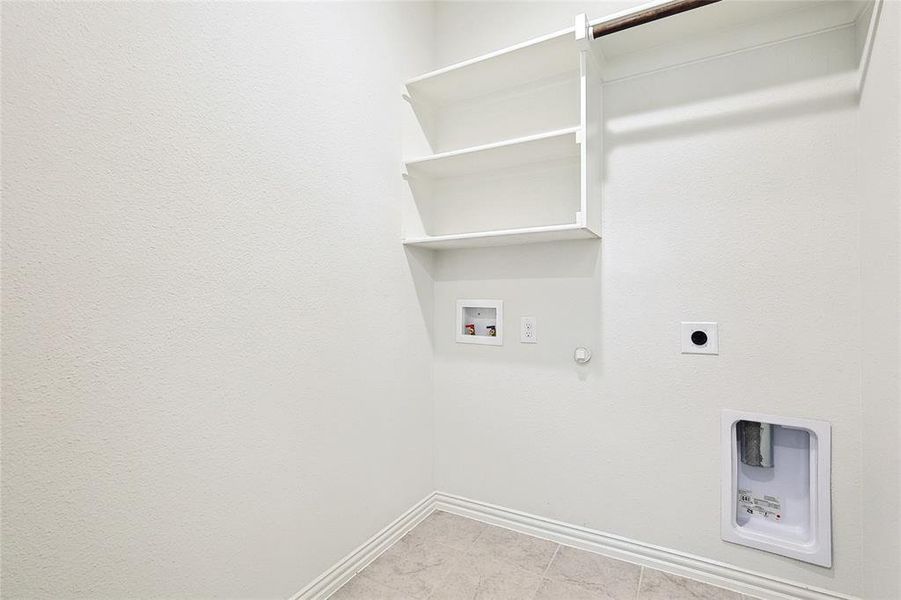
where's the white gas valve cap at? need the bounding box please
[573,347,592,364]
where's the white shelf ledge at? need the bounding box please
[403,1,866,100]
[404,127,580,179]
[403,224,599,250]
[404,27,579,106]
[591,0,865,81]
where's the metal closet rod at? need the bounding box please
[592,0,722,39]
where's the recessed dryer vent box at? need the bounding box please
[456,299,502,346]
[721,410,832,567]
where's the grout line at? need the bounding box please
[528,544,561,600]
[466,520,488,551]
[435,508,753,600]
[430,496,851,600]
[540,544,561,580]
[424,513,489,600]
[334,526,416,596]
[425,556,458,600]
[360,514,446,600]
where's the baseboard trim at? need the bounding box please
[291,492,437,600]
[291,491,858,600]
[434,492,858,600]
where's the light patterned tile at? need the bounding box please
[329,574,417,599]
[534,577,609,600]
[543,546,641,600]
[639,569,741,600]
[359,531,462,599]
[468,525,558,574]
[407,510,487,551]
[430,553,543,600]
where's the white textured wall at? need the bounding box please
[3,2,898,599]
[431,2,868,596]
[1,2,434,598]
[859,2,901,599]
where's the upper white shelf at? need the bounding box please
[404,127,580,179]
[402,0,867,105]
[404,27,580,106]
[591,0,866,80]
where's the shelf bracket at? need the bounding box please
[575,13,590,49]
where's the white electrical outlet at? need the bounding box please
[520,316,537,343]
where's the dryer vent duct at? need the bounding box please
[738,420,774,468]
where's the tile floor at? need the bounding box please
[329,511,763,600]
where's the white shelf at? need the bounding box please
[591,0,865,81]
[400,15,599,251]
[400,1,869,250]
[404,127,580,179]
[403,1,863,105]
[404,1,865,102]
[404,27,579,106]
[403,224,599,250]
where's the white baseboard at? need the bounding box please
[290,492,437,600]
[292,491,859,600]
[434,492,857,600]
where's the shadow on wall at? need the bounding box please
[409,159,582,238]
[431,239,601,282]
[405,246,437,344]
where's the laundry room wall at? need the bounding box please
[430,2,872,595]
[857,1,901,598]
[1,2,436,597]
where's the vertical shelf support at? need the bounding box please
[577,13,603,236]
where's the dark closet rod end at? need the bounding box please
[592,0,723,39]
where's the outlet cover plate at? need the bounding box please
[520,316,537,343]
[681,322,718,354]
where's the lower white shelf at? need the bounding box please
[404,127,580,179]
[403,223,599,250]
